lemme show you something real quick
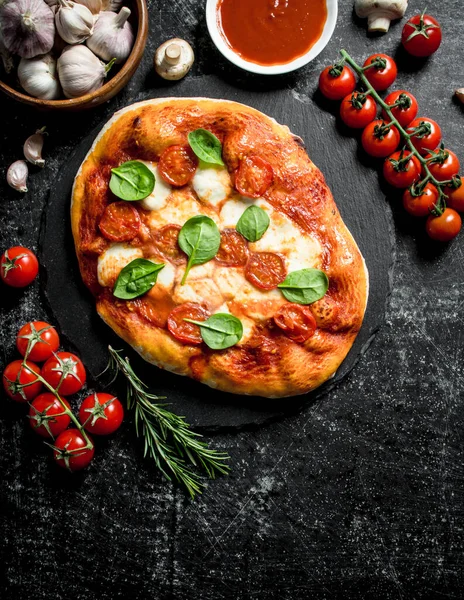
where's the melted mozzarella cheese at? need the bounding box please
[192,165,232,206]
[213,267,244,301]
[156,262,176,290]
[172,279,223,308]
[97,244,143,287]
[148,190,204,228]
[139,164,172,211]
[219,196,273,227]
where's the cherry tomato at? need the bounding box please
[273,304,317,343]
[382,91,418,128]
[445,179,464,213]
[426,208,462,242]
[16,321,60,362]
[53,429,94,471]
[153,224,185,264]
[79,392,124,435]
[3,359,42,403]
[383,151,422,189]
[361,120,400,158]
[403,183,439,217]
[407,118,441,155]
[363,54,397,91]
[426,148,460,182]
[235,156,274,198]
[215,229,249,266]
[245,252,287,290]
[402,13,442,57]
[1,246,38,288]
[158,145,198,187]
[99,202,141,242]
[41,352,86,395]
[318,64,356,100]
[167,303,210,345]
[340,92,377,129]
[28,393,71,438]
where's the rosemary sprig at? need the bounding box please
[105,346,230,498]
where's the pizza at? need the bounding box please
[71,98,368,398]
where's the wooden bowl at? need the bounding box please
[0,0,148,111]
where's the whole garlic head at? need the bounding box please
[86,7,133,63]
[0,0,55,58]
[18,52,61,99]
[57,44,114,98]
[55,0,94,44]
[354,0,408,33]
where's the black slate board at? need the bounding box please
[39,75,394,430]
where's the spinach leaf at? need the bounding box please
[109,160,155,201]
[185,313,243,350]
[178,215,221,284]
[278,268,329,305]
[236,205,270,242]
[113,258,165,300]
[188,129,225,166]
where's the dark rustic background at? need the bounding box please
[1,1,464,598]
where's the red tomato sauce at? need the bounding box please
[217,0,328,66]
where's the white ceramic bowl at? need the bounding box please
[206,0,338,75]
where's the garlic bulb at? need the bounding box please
[75,0,101,15]
[0,0,55,58]
[24,127,46,167]
[18,53,61,99]
[86,7,133,63]
[354,0,408,33]
[57,44,114,98]
[101,0,121,12]
[7,160,28,193]
[55,0,94,44]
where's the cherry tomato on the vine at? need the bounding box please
[2,359,42,402]
[403,183,439,217]
[41,352,86,395]
[52,429,94,471]
[382,91,418,128]
[28,393,71,438]
[361,120,400,158]
[445,179,464,213]
[79,392,124,435]
[407,118,441,155]
[16,321,60,362]
[318,64,356,100]
[402,13,442,58]
[362,54,397,91]
[340,92,377,129]
[426,148,460,182]
[0,246,38,288]
[426,208,462,242]
[383,151,422,188]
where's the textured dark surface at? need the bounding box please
[1,0,464,599]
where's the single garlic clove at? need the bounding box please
[455,88,464,104]
[7,160,29,193]
[154,38,194,81]
[24,127,46,168]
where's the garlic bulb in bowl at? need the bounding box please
[86,7,133,63]
[0,0,55,58]
[55,0,94,44]
[57,44,115,98]
[18,52,61,99]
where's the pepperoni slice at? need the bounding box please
[158,145,198,187]
[98,201,141,242]
[273,304,317,343]
[153,224,185,264]
[215,229,249,267]
[235,156,274,198]
[245,252,287,290]
[167,303,210,345]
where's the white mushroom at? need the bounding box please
[154,38,194,81]
[354,0,408,33]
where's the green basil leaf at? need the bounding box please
[109,160,155,201]
[178,215,221,285]
[188,129,225,166]
[278,268,329,305]
[185,313,243,350]
[236,205,270,242]
[113,258,165,300]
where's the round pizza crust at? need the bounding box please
[72,98,368,398]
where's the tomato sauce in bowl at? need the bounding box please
[217,0,328,67]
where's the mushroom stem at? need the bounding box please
[165,43,181,65]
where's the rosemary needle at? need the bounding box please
[105,346,230,498]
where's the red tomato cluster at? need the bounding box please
[2,321,124,471]
[318,12,462,243]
